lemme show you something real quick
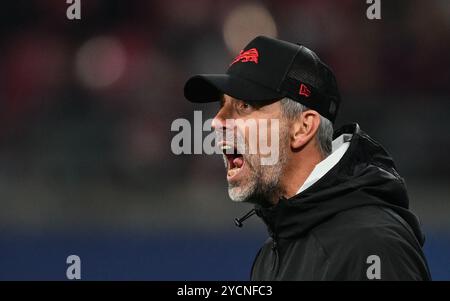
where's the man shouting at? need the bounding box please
[184,36,431,280]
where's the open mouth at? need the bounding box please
[220,144,245,181]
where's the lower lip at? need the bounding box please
[227,160,246,182]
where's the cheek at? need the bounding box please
[267,118,283,144]
[243,155,259,173]
[238,124,256,153]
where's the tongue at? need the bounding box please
[233,156,244,168]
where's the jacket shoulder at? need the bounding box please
[311,205,430,280]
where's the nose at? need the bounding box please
[212,114,225,131]
[212,107,231,131]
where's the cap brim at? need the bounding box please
[184,74,283,103]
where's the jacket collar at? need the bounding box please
[253,123,419,241]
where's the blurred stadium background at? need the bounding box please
[0,0,449,280]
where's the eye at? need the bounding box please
[239,101,252,110]
[233,100,254,115]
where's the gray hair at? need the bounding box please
[280,98,333,157]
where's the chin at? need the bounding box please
[228,182,255,203]
[228,187,247,203]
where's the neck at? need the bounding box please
[280,145,324,200]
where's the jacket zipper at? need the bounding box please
[271,234,280,276]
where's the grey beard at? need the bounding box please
[222,123,289,206]
[226,152,286,206]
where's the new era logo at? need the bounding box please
[299,83,311,97]
[230,48,259,66]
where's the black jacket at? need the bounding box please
[250,124,431,281]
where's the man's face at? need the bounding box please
[212,94,290,205]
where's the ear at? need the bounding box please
[290,110,321,149]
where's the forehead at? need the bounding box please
[222,94,281,108]
[219,94,242,107]
[222,94,237,103]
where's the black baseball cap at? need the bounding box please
[184,36,341,123]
